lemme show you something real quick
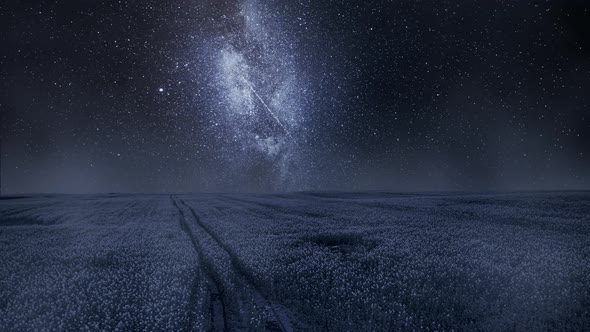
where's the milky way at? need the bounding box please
[208,0,308,190]
[2,0,589,193]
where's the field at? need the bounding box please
[1,192,589,331]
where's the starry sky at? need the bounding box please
[1,0,589,194]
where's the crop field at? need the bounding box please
[1,192,589,331]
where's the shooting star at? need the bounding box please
[240,74,297,143]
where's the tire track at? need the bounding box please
[172,197,226,332]
[177,198,293,332]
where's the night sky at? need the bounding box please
[2,0,589,194]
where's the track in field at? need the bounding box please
[173,197,227,331]
[173,196,293,332]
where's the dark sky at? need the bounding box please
[1,0,589,194]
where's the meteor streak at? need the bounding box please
[240,75,296,142]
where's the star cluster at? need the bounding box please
[1,0,589,193]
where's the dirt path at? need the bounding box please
[173,197,293,332]
[173,197,227,332]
